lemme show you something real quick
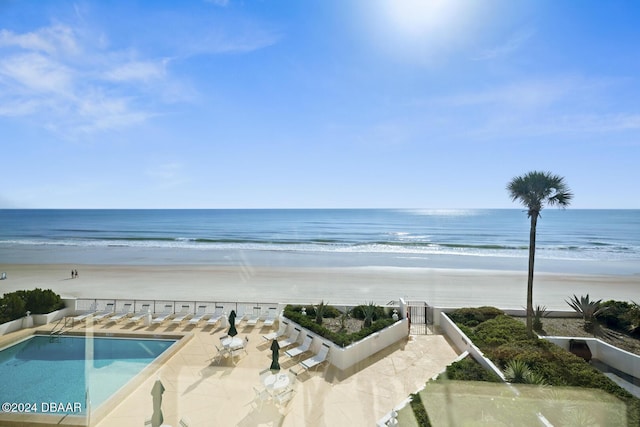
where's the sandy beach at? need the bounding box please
[1,263,637,310]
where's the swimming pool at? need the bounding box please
[0,335,176,415]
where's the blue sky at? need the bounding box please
[1,0,639,208]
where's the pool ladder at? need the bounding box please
[49,317,72,342]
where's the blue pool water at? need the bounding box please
[0,335,176,415]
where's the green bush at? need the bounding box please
[473,315,530,348]
[283,305,396,347]
[0,288,65,324]
[409,392,432,427]
[443,355,501,382]
[447,306,504,327]
[0,293,26,324]
[351,304,388,320]
[599,300,632,331]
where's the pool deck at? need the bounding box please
[1,318,460,427]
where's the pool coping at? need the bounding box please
[0,329,192,427]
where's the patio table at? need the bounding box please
[221,337,245,350]
[263,373,290,395]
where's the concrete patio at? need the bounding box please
[2,316,461,427]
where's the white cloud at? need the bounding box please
[0,53,74,94]
[473,28,535,61]
[0,17,279,138]
[0,24,169,137]
[103,59,168,83]
[0,25,79,56]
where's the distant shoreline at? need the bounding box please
[1,263,638,311]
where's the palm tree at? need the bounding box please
[507,171,573,337]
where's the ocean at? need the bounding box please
[0,209,638,275]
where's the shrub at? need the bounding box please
[25,288,65,314]
[409,392,432,427]
[447,306,504,328]
[352,304,387,321]
[0,293,26,324]
[473,315,530,348]
[599,300,633,331]
[566,294,608,332]
[625,301,640,337]
[0,289,65,324]
[503,359,547,385]
[444,355,501,382]
[533,305,549,332]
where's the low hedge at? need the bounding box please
[0,288,65,324]
[283,305,396,347]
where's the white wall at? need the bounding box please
[32,307,71,325]
[439,311,506,381]
[544,336,640,380]
[0,318,25,336]
[287,318,409,371]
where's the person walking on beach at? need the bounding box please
[74,269,78,279]
[71,270,75,279]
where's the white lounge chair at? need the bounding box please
[263,320,288,341]
[206,306,225,326]
[245,306,262,326]
[188,305,208,325]
[285,334,313,360]
[171,305,192,324]
[128,304,151,324]
[298,343,331,372]
[109,303,132,322]
[91,303,115,322]
[278,327,301,348]
[152,304,174,324]
[263,307,278,327]
[72,302,98,323]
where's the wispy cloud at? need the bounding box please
[0,15,278,138]
[0,25,168,137]
[102,59,169,83]
[0,25,79,56]
[424,76,640,141]
[473,28,535,61]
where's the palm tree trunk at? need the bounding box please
[526,214,538,338]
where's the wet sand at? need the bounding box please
[1,263,638,309]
